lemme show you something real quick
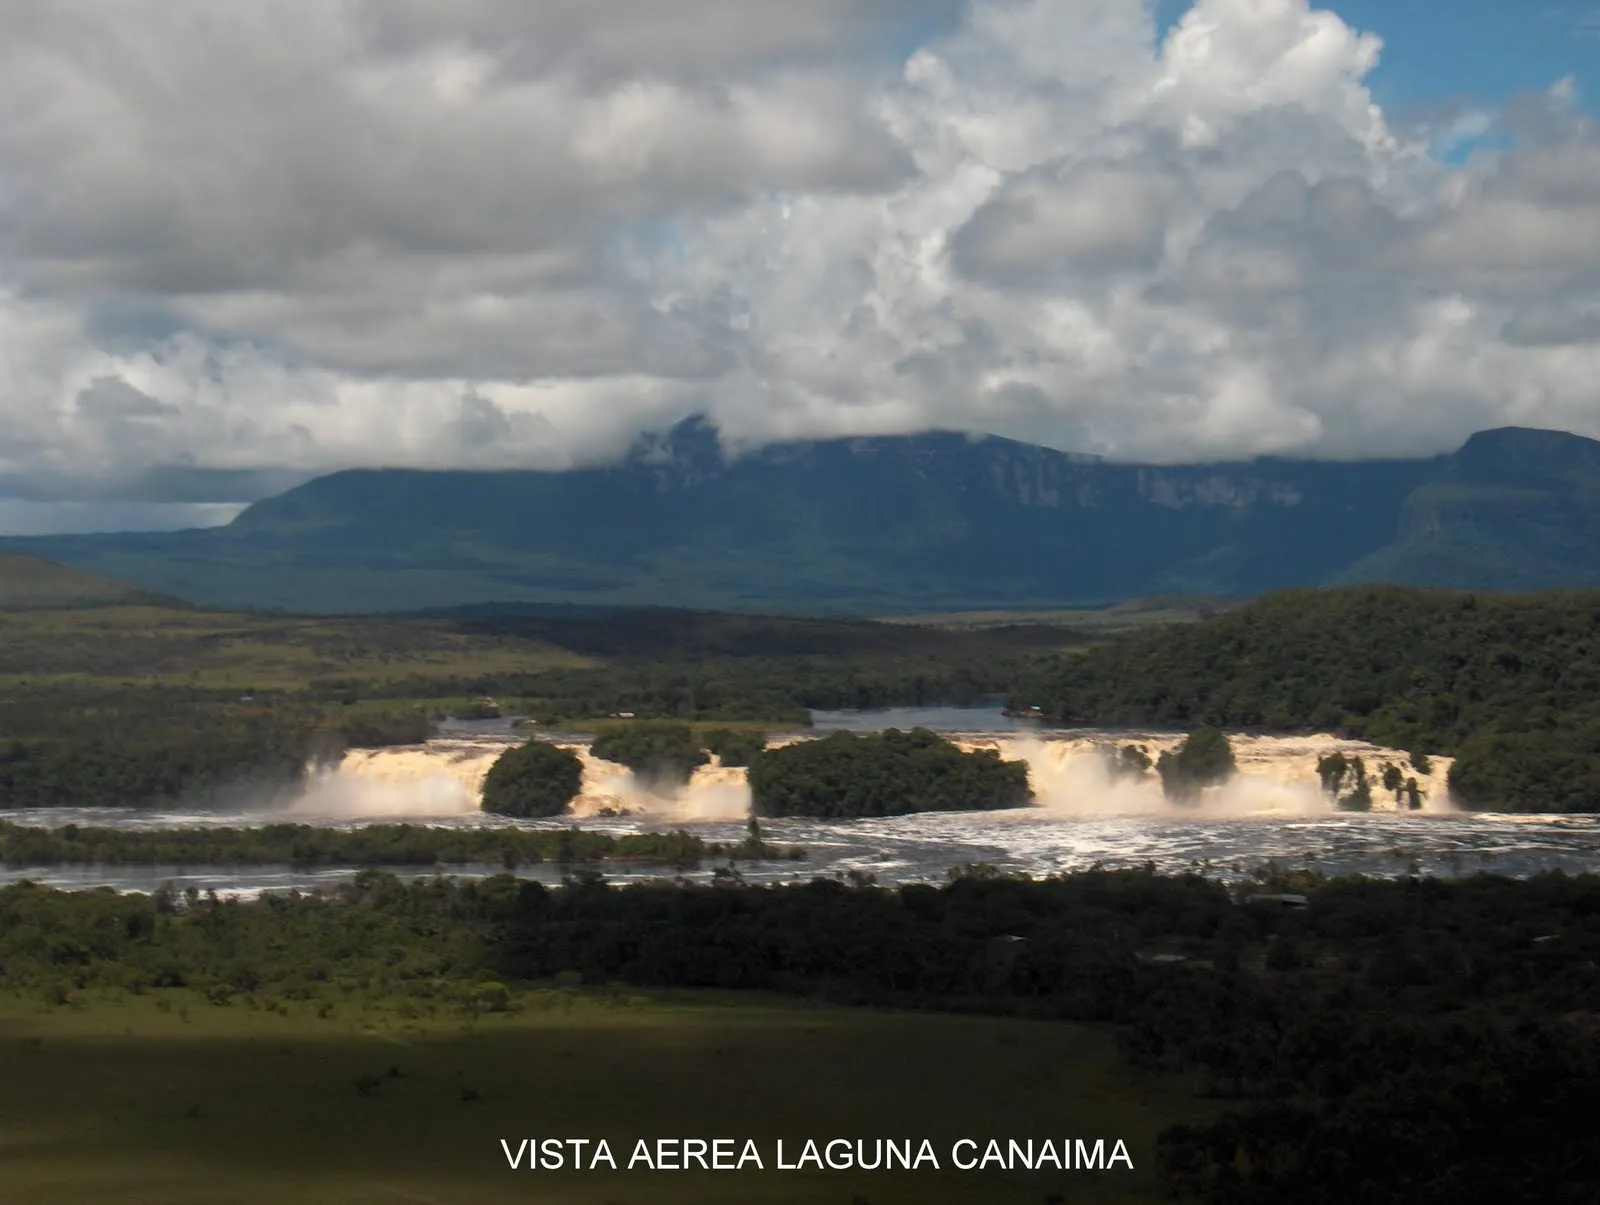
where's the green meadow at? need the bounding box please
[0,989,1194,1205]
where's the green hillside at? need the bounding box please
[0,551,158,609]
[1335,427,1600,590]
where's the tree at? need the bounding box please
[1381,762,1405,805]
[1105,743,1152,781]
[480,740,583,818]
[1337,757,1372,812]
[1155,728,1236,803]
[1316,751,1350,795]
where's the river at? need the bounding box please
[3,708,1597,895]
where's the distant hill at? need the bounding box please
[5,419,1599,614]
[0,552,162,610]
[1332,426,1600,591]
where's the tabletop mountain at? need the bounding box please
[6,420,1597,614]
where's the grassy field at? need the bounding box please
[0,551,1117,699]
[0,604,595,691]
[881,597,1239,635]
[0,988,1195,1205]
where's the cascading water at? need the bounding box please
[290,738,513,818]
[287,730,1453,820]
[569,750,753,821]
[290,737,754,821]
[9,721,1598,894]
[968,734,1454,815]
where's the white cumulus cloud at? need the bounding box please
[0,0,1597,528]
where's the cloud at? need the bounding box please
[0,0,1597,520]
[950,161,1180,281]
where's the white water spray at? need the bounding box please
[288,738,511,819]
[285,737,753,822]
[282,731,1453,821]
[569,749,753,821]
[961,734,1453,816]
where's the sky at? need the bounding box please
[1,0,1598,534]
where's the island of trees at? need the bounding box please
[479,740,583,818]
[748,727,1032,818]
[1012,586,1600,812]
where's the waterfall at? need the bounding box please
[284,731,1453,820]
[965,733,1454,814]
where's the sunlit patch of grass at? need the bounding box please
[0,988,1195,1205]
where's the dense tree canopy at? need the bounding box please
[0,691,319,809]
[1011,587,1600,812]
[701,727,766,767]
[589,722,709,788]
[479,740,583,818]
[748,727,1032,818]
[0,684,443,809]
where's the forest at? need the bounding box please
[748,727,1032,817]
[1012,586,1600,811]
[4,585,1598,814]
[1,867,1594,1203]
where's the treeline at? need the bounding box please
[347,651,1038,724]
[748,728,1031,817]
[1011,587,1600,812]
[0,821,801,868]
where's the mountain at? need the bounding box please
[0,552,169,610]
[1332,426,1600,591]
[5,420,1598,614]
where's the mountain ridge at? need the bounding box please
[4,420,1597,614]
